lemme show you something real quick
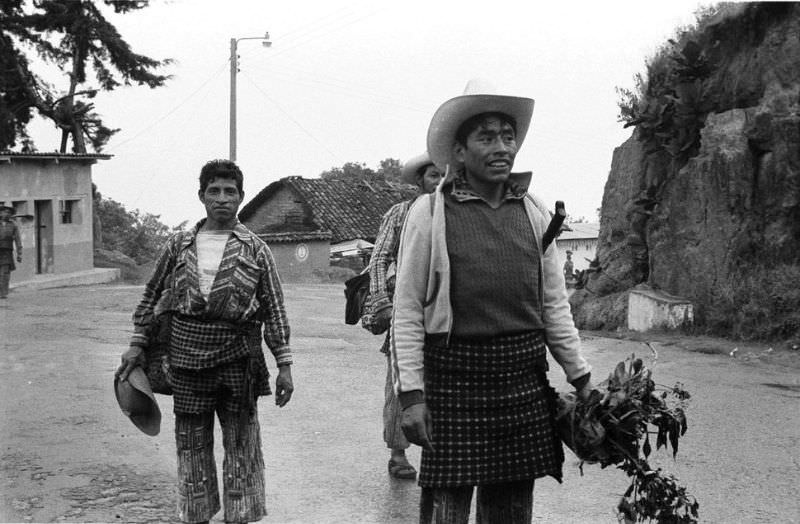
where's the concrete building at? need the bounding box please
[0,152,110,282]
[239,176,417,280]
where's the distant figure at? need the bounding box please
[563,250,575,281]
[116,159,294,524]
[0,205,22,299]
[365,151,442,480]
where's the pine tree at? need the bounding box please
[0,0,171,152]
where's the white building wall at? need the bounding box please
[0,158,96,280]
[555,237,597,271]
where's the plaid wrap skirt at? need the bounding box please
[168,355,271,414]
[419,330,564,488]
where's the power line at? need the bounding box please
[240,71,341,163]
[257,58,432,112]
[256,6,387,62]
[237,3,377,62]
[107,59,229,153]
[263,71,429,114]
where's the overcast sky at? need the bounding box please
[24,0,707,228]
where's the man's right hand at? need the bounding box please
[115,346,145,382]
[370,305,393,335]
[401,402,434,452]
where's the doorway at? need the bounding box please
[34,199,54,274]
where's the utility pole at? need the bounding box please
[229,32,272,162]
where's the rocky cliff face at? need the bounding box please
[571,3,800,340]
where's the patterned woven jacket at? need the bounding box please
[129,219,292,369]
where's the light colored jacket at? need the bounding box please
[390,172,591,395]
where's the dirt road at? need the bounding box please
[1,283,798,523]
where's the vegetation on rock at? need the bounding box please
[573,2,800,344]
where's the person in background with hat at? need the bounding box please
[390,80,594,523]
[563,250,575,281]
[365,152,442,480]
[0,205,22,300]
[116,159,294,524]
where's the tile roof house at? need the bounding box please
[239,176,418,280]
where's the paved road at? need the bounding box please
[1,283,798,523]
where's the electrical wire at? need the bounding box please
[262,71,429,114]
[254,59,432,112]
[240,71,341,163]
[253,5,387,62]
[107,59,229,153]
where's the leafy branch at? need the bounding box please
[557,355,698,523]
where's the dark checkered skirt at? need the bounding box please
[166,316,271,414]
[168,356,271,414]
[419,330,564,488]
[167,341,272,415]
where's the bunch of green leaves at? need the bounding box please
[616,38,715,165]
[556,355,698,523]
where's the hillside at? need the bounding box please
[570,3,800,343]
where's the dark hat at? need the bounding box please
[114,367,161,436]
[0,205,14,213]
[566,250,573,255]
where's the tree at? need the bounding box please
[0,0,171,152]
[319,161,378,181]
[319,158,402,183]
[0,0,36,151]
[94,194,173,264]
[377,157,402,183]
[566,215,589,224]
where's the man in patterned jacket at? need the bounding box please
[365,152,442,480]
[116,159,293,524]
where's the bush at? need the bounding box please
[94,195,176,264]
[704,263,800,341]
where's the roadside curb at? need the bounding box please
[9,267,120,291]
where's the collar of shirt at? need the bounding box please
[446,169,530,204]
[179,219,254,250]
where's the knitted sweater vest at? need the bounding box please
[444,195,544,337]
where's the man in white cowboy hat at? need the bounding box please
[390,80,594,523]
[364,152,442,480]
[0,204,22,300]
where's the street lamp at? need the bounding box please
[230,32,272,162]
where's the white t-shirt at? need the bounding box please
[196,230,230,299]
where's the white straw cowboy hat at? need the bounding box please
[114,367,161,436]
[399,152,435,185]
[427,78,535,172]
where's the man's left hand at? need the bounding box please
[576,379,595,401]
[16,254,21,263]
[275,365,294,407]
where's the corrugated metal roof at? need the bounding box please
[0,151,112,162]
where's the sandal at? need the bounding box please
[388,458,417,479]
